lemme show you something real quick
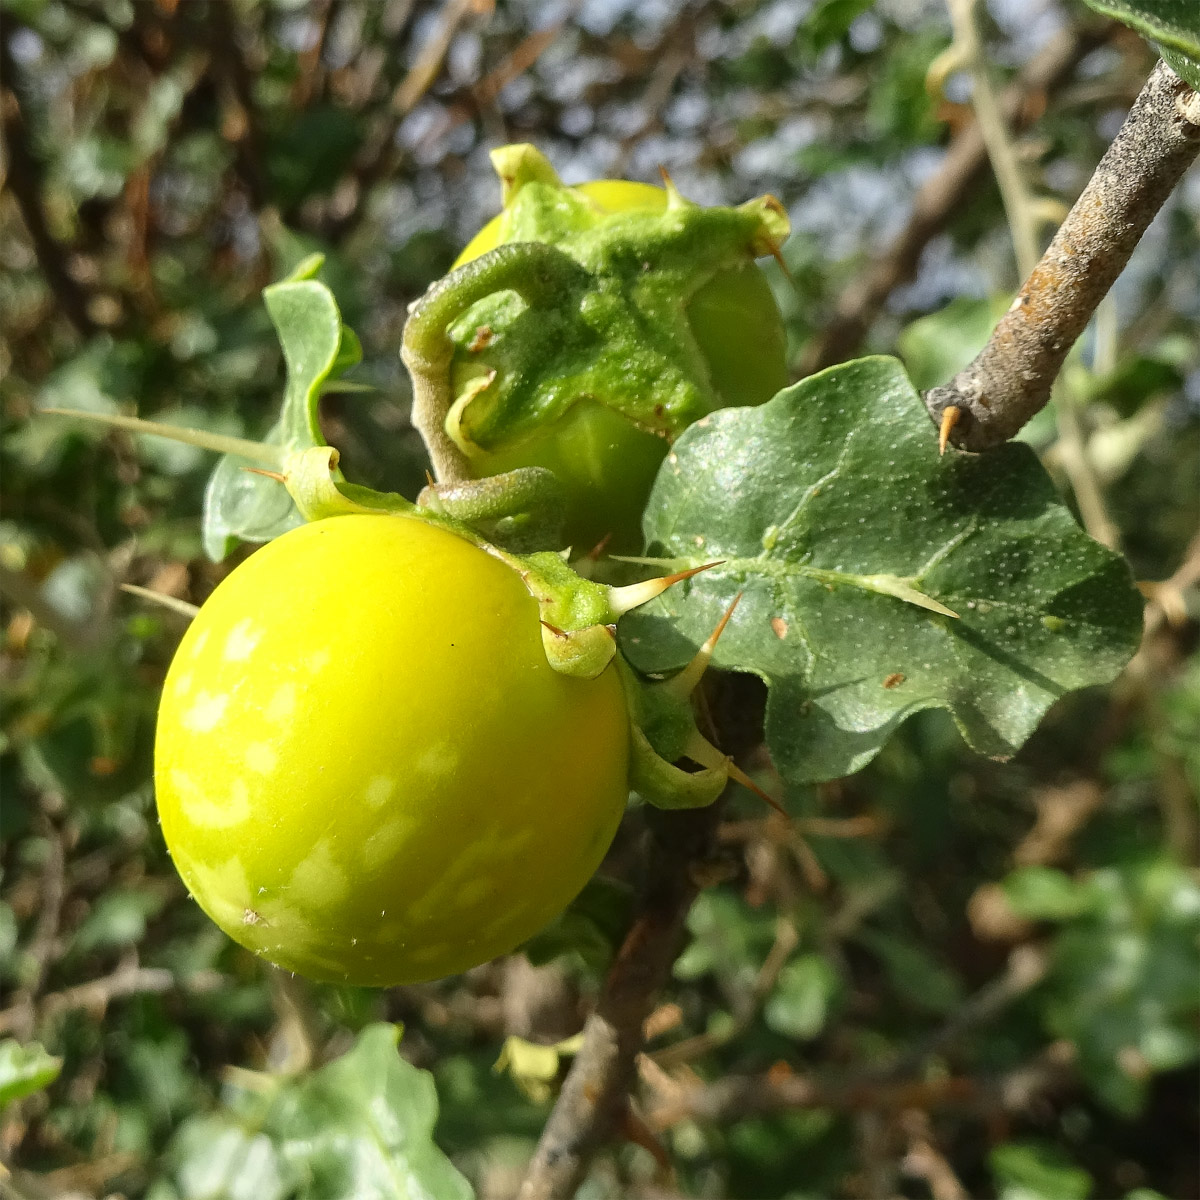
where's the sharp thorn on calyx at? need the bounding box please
[685,729,788,818]
[938,405,962,455]
[243,467,288,483]
[658,165,686,208]
[608,561,724,617]
[665,592,743,699]
[540,620,568,638]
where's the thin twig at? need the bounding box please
[1,817,68,1041]
[925,61,1200,450]
[800,23,1107,375]
[516,804,723,1200]
[650,915,798,1069]
[945,0,1040,278]
[648,1068,978,1128]
[0,962,227,1036]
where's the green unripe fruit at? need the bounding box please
[445,147,790,550]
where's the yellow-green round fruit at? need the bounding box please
[154,514,630,986]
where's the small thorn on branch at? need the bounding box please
[938,405,962,455]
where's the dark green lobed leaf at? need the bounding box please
[622,357,1144,783]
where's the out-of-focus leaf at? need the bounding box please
[173,1116,289,1200]
[674,891,778,988]
[72,889,167,955]
[898,295,1011,392]
[1041,861,1200,1114]
[856,927,964,1014]
[167,1024,472,1200]
[1002,865,1098,921]
[521,875,634,974]
[764,953,842,1039]
[990,1141,1093,1200]
[624,357,1144,783]
[0,1040,63,1107]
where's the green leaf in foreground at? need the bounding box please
[0,1039,63,1107]
[202,254,362,560]
[167,1023,473,1200]
[1077,0,1200,87]
[621,356,1143,783]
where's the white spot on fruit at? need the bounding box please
[189,630,210,659]
[361,820,410,871]
[307,648,332,673]
[173,671,193,696]
[223,618,262,662]
[416,741,460,779]
[364,776,397,808]
[266,682,297,723]
[169,770,251,829]
[289,839,350,904]
[182,691,228,733]
[246,742,278,774]
[456,874,493,909]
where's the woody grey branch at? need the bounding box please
[924,61,1200,452]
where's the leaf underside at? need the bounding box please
[621,357,1144,784]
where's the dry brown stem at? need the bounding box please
[516,805,723,1200]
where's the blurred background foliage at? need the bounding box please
[0,0,1197,1197]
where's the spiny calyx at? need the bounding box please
[444,144,790,456]
[623,594,782,812]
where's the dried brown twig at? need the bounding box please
[0,959,227,1037]
[926,61,1200,451]
[516,804,724,1200]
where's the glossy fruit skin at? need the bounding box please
[453,180,788,550]
[155,514,630,986]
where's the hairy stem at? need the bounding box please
[400,242,589,483]
[925,61,1200,451]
